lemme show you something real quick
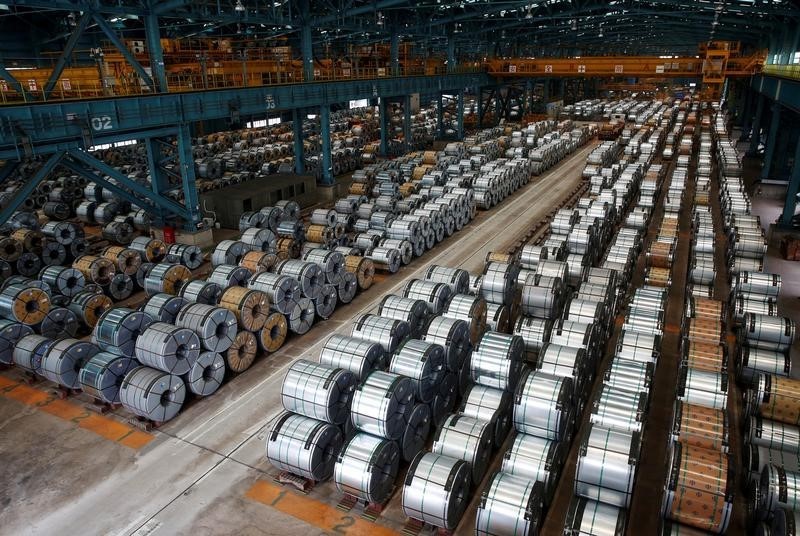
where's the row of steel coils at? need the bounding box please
[565,115,673,534]
[710,112,800,535]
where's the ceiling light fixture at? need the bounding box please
[235,0,245,13]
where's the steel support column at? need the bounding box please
[390,32,400,76]
[93,14,156,91]
[292,108,305,174]
[749,94,766,155]
[176,123,201,229]
[437,93,444,138]
[781,136,800,226]
[447,39,456,72]
[0,152,62,225]
[145,137,169,224]
[44,12,91,99]
[457,90,464,140]
[379,98,389,156]
[320,104,333,185]
[761,103,782,180]
[739,85,753,136]
[144,7,168,93]
[0,65,24,100]
[403,94,412,151]
[301,25,314,82]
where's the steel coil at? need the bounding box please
[101,246,141,276]
[460,383,511,448]
[475,472,544,536]
[389,338,446,403]
[0,319,34,364]
[351,313,410,354]
[41,242,67,266]
[42,221,81,245]
[182,350,225,396]
[119,366,185,422]
[337,272,358,304]
[423,316,471,371]
[575,424,640,508]
[303,249,345,286]
[486,302,510,332]
[564,497,626,536]
[663,441,732,533]
[276,260,323,300]
[350,370,414,440]
[432,413,493,485]
[240,227,278,253]
[39,266,85,297]
[672,400,729,453]
[424,265,470,294]
[281,359,356,425]
[514,316,553,361]
[135,321,200,375]
[166,243,203,269]
[0,284,50,325]
[746,416,800,453]
[334,432,400,504]
[589,385,647,434]
[319,334,385,380]
[240,250,278,275]
[12,333,55,373]
[208,264,251,289]
[179,279,222,305]
[443,294,488,345]
[502,433,563,505]
[78,352,138,403]
[40,338,99,388]
[175,303,238,352]
[141,293,186,324]
[248,272,299,315]
[741,313,796,352]
[258,312,288,352]
[129,237,167,263]
[73,255,116,286]
[378,295,430,338]
[514,368,574,441]
[345,255,375,290]
[223,330,257,372]
[218,286,269,332]
[313,284,337,320]
[402,451,471,531]
[401,403,431,462]
[471,331,524,391]
[68,290,111,328]
[144,263,192,296]
[94,307,153,356]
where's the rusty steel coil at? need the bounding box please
[218,286,269,332]
[73,255,116,286]
[224,330,258,373]
[101,246,142,276]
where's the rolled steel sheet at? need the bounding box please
[320,334,384,380]
[179,279,223,305]
[303,249,345,286]
[166,243,203,269]
[257,312,288,352]
[208,264,252,288]
[68,290,112,328]
[218,286,269,332]
[104,273,134,301]
[424,265,470,294]
[129,236,167,263]
[739,344,790,384]
[286,297,315,335]
[475,472,544,536]
[443,294,488,346]
[40,338,99,388]
[754,374,800,425]
[351,313,410,354]
[281,359,356,425]
[513,368,574,441]
[248,272,299,315]
[135,321,201,375]
[564,497,626,536]
[741,313,796,352]
[13,333,55,373]
[481,262,516,306]
[746,416,800,453]
[334,433,400,504]
[39,266,85,297]
[337,272,358,304]
[94,307,153,356]
[521,274,564,319]
[211,240,248,266]
[743,443,800,486]
[676,366,728,411]
[672,400,729,453]
[378,295,430,339]
[402,452,471,531]
[141,293,187,324]
[223,330,258,372]
[240,250,278,275]
[313,284,338,320]
[240,228,278,253]
[589,385,647,434]
[182,351,225,396]
[389,338,446,403]
[460,383,511,448]
[663,441,732,533]
[575,424,640,508]
[144,263,192,296]
[432,413,493,485]
[101,246,141,276]
[344,255,375,290]
[486,302,510,333]
[470,331,524,392]
[0,319,34,364]
[119,366,185,423]
[276,260,323,300]
[401,403,431,462]
[175,303,238,353]
[79,352,137,403]
[41,242,67,266]
[736,271,781,298]
[351,370,414,440]
[501,433,563,505]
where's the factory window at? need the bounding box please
[88,139,136,151]
[247,119,268,128]
[794,52,800,64]
[268,117,281,126]
[349,99,368,109]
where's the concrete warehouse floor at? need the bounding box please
[0,142,599,536]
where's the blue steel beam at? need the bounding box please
[43,12,92,99]
[66,148,190,220]
[379,97,388,156]
[320,104,333,185]
[761,103,782,180]
[0,152,61,225]
[176,123,201,229]
[0,66,25,99]
[781,137,800,226]
[0,72,490,157]
[403,94,411,152]
[92,14,156,91]
[145,137,169,223]
[59,158,162,217]
[144,5,168,93]
[292,108,305,174]
[457,90,464,140]
[752,75,800,114]
[436,93,443,138]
